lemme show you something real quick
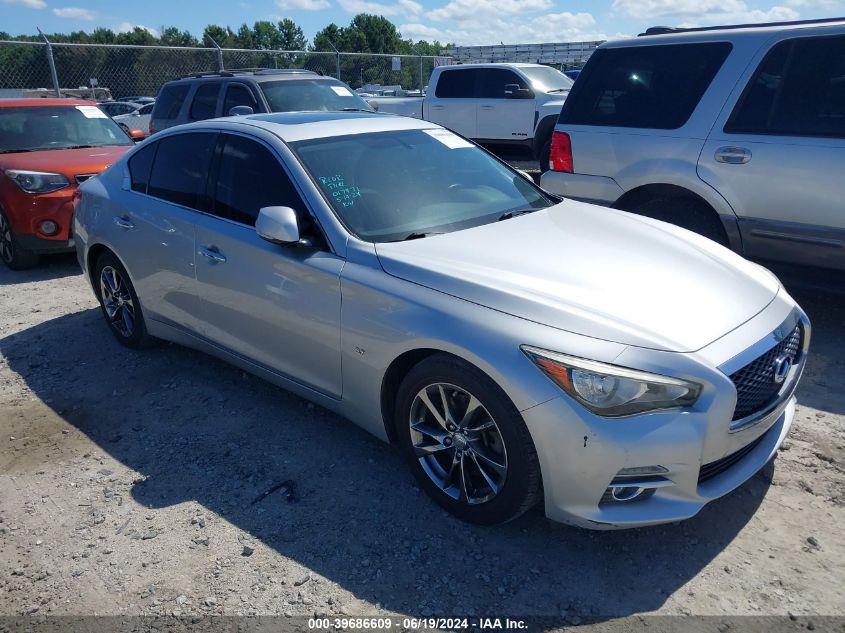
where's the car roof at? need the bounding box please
[171,110,435,143]
[439,63,553,70]
[165,70,331,84]
[602,17,845,48]
[0,98,96,108]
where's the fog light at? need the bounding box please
[38,220,59,236]
[611,486,646,502]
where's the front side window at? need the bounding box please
[138,103,155,116]
[0,106,132,153]
[434,69,477,98]
[291,128,555,242]
[189,83,220,121]
[210,134,304,225]
[560,42,732,129]
[147,133,216,208]
[726,35,845,138]
[260,79,372,113]
[128,141,157,193]
[223,84,258,116]
[477,69,530,99]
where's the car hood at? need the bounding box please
[0,145,132,180]
[374,200,780,352]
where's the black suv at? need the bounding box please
[150,69,373,134]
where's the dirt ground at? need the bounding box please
[1,250,844,624]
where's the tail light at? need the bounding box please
[549,131,573,173]
[148,119,154,135]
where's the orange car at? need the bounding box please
[0,99,143,269]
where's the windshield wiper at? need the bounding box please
[498,209,538,221]
[547,88,570,94]
[399,231,444,241]
[340,107,376,112]
[0,149,40,154]
[60,145,98,150]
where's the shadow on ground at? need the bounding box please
[1,258,842,617]
[0,252,79,286]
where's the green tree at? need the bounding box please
[277,19,307,51]
[202,24,239,48]
[115,27,157,46]
[311,23,342,52]
[159,27,198,47]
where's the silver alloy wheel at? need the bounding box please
[409,382,508,505]
[99,265,136,337]
[0,213,12,263]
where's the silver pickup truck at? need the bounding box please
[369,63,572,171]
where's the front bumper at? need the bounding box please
[521,301,810,530]
[3,186,76,252]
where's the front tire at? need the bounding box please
[395,354,542,525]
[93,252,153,349]
[0,209,39,270]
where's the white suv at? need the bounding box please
[540,18,845,271]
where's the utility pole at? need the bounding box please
[37,28,61,97]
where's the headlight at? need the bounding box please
[5,170,70,194]
[521,346,701,417]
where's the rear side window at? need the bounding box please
[189,83,220,121]
[148,133,216,209]
[435,69,476,98]
[223,84,258,115]
[560,42,732,129]
[726,35,845,138]
[210,134,304,225]
[153,84,189,120]
[128,141,157,194]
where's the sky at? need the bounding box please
[1,0,843,46]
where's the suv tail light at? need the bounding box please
[549,131,573,173]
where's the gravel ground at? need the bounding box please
[1,249,843,623]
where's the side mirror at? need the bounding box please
[257,206,300,245]
[128,129,145,141]
[504,84,532,99]
[229,105,254,117]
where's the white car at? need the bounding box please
[370,63,572,171]
[113,102,154,137]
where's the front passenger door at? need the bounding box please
[475,68,535,141]
[193,133,344,397]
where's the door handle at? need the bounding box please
[198,246,227,264]
[715,147,752,164]
[113,216,135,229]
[480,105,494,110]
[430,105,444,110]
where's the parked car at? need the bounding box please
[74,111,809,529]
[0,98,142,269]
[370,63,573,171]
[564,69,581,81]
[541,17,845,271]
[116,96,155,105]
[149,69,373,135]
[99,101,143,118]
[113,102,155,137]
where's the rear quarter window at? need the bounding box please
[559,42,732,129]
[128,141,157,194]
[153,84,190,120]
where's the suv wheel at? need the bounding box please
[0,209,39,270]
[627,197,729,246]
[394,354,542,525]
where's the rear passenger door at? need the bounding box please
[427,68,478,138]
[117,132,215,333]
[192,133,343,397]
[475,68,535,141]
[188,82,222,121]
[698,33,845,269]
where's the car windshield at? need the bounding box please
[261,79,374,113]
[0,105,132,153]
[520,66,573,93]
[291,128,555,242]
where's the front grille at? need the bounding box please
[698,434,765,484]
[729,324,802,421]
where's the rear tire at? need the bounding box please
[93,252,154,349]
[394,354,542,525]
[626,196,729,246]
[0,209,39,270]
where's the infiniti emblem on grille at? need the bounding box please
[771,355,792,385]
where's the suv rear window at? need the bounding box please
[559,42,732,129]
[726,35,845,138]
[153,84,189,120]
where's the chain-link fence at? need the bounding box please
[0,39,448,100]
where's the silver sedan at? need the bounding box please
[73,112,809,528]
